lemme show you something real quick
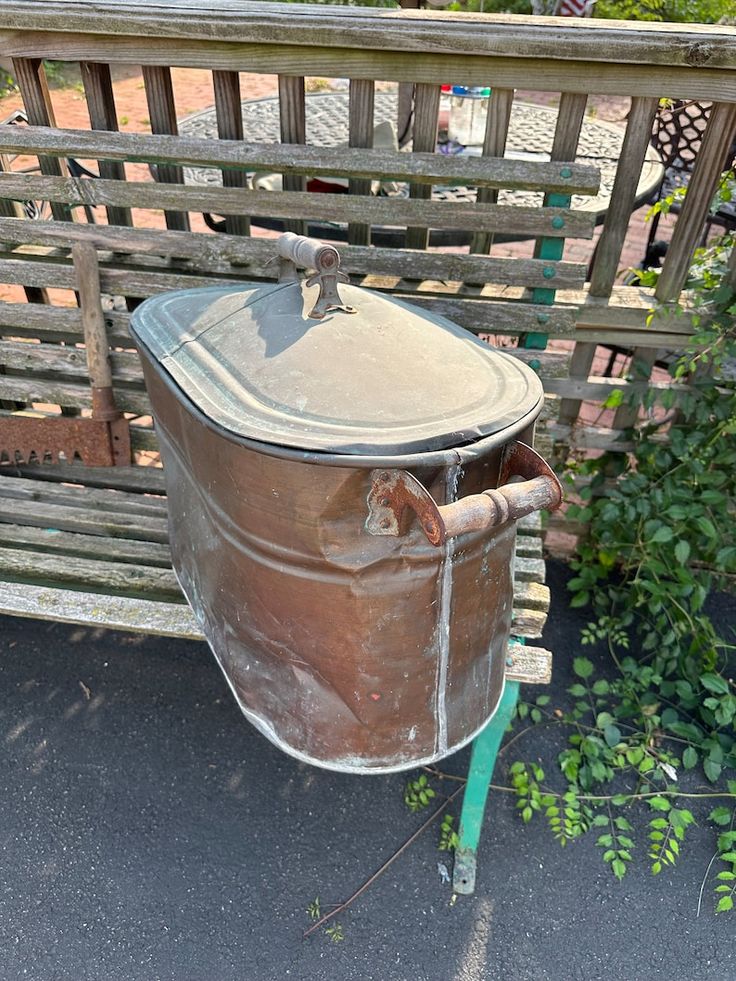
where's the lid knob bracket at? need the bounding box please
[276,232,357,320]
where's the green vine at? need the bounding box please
[513,175,736,912]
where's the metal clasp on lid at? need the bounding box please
[276,232,357,320]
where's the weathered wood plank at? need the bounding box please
[555,340,597,443]
[347,78,375,247]
[505,643,552,685]
[470,87,513,255]
[0,542,543,618]
[393,294,577,335]
[10,57,72,223]
[278,74,307,236]
[0,580,198,637]
[0,545,180,598]
[0,496,167,541]
[0,473,166,516]
[0,125,600,194]
[0,217,590,290]
[512,555,546,583]
[130,425,158,453]
[549,423,634,452]
[0,255,247,297]
[212,69,250,237]
[0,578,549,644]
[0,173,596,238]
[1,523,171,566]
[0,376,151,415]
[544,374,685,400]
[79,61,133,227]
[588,96,659,298]
[142,65,190,232]
[0,340,143,385]
[7,461,166,493]
[2,33,734,102]
[612,346,659,429]
[656,101,736,303]
[0,300,133,348]
[2,5,734,72]
[407,83,441,250]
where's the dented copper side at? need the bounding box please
[130,233,559,774]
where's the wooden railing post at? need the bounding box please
[470,87,514,257]
[656,101,736,303]
[347,79,375,247]
[212,70,250,237]
[11,58,72,223]
[141,65,190,232]
[80,62,133,229]
[278,74,307,236]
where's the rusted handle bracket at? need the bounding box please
[365,442,562,547]
[276,232,356,319]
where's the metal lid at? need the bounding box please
[130,266,543,457]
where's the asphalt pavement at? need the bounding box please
[0,560,734,981]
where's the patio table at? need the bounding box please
[178,91,664,246]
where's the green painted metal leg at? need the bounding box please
[452,680,520,895]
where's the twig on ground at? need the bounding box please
[303,783,465,939]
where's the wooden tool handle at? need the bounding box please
[72,241,113,392]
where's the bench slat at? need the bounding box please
[0,340,143,384]
[0,217,590,291]
[0,579,198,637]
[0,254,586,319]
[0,173,597,238]
[0,375,151,415]
[0,578,549,642]
[1,523,172,566]
[0,544,182,598]
[0,472,165,515]
[0,124,601,195]
[0,497,168,541]
[8,461,167,493]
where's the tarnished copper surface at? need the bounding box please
[129,235,555,773]
[139,354,524,773]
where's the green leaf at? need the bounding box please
[704,757,722,783]
[604,724,622,748]
[674,540,690,565]
[682,746,698,770]
[701,673,730,695]
[710,807,732,826]
[696,516,717,540]
[651,526,674,544]
[573,657,594,680]
[611,859,627,880]
[570,592,590,609]
[716,896,734,913]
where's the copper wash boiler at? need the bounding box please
[130,234,561,774]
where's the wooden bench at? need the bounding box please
[0,107,600,632]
